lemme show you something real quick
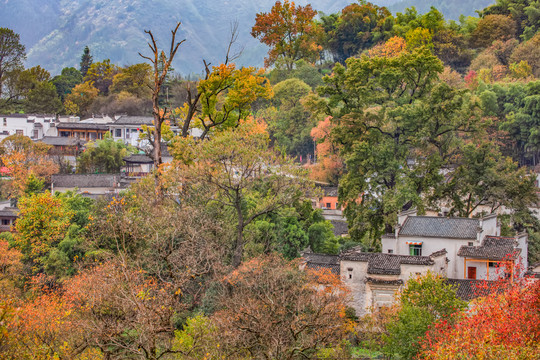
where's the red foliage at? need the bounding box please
[420,272,540,359]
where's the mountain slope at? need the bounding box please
[1,0,494,75]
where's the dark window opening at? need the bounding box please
[409,244,422,256]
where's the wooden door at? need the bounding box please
[467,266,477,280]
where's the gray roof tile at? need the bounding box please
[340,251,434,275]
[458,236,520,260]
[445,279,502,301]
[399,216,479,239]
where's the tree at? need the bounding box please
[420,278,540,359]
[76,136,133,174]
[13,192,73,276]
[110,63,153,98]
[323,1,392,64]
[251,0,322,70]
[0,134,58,197]
[312,49,449,238]
[264,78,314,157]
[510,33,540,77]
[65,260,179,360]
[437,142,538,218]
[171,119,312,268]
[383,272,467,359]
[472,15,517,48]
[83,59,119,95]
[25,81,62,114]
[186,63,272,140]
[0,28,25,99]
[139,22,184,169]
[52,67,83,101]
[79,46,92,78]
[64,81,99,116]
[185,254,354,359]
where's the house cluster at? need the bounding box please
[303,209,537,315]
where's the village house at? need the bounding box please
[303,211,529,315]
[0,114,58,140]
[382,209,527,280]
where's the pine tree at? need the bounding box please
[79,46,93,78]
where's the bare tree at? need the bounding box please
[139,22,185,168]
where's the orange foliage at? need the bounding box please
[368,36,407,58]
[309,116,344,184]
[251,0,322,69]
[0,134,58,197]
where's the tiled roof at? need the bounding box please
[429,249,448,258]
[52,174,120,188]
[365,277,403,286]
[330,220,348,236]
[113,116,154,126]
[458,236,520,260]
[123,154,153,164]
[56,122,109,130]
[340,251,434,275]
[399,216,479,239]
[0,207,18,217]
[303,253,340,275]
[39,136,86,146]
[445,279,502,301]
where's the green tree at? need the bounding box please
[76,136,133,174]
[0,28,25,100]
[264,78,314,157]
[52,67,83,101]
[383,273,467,359]
[172,119,312,268]
[438,142,538,218]
[25,81,62,113]
[110,63,153,98]
[79,46,93,78]
[313,49,450,239]
[323,1,392,64]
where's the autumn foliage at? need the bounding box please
[420,279,540,359]
[208,254,354,358]
[251,0,322,69]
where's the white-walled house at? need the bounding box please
[303,211,529,315]
[381,210,527,280]
[302,248,448,315]
[0,114,58,140]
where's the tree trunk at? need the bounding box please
[232,197,244,268]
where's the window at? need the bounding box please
[32,130,38,139]
[16,130,23,135]
[489,261,497,267]
[409,244,422,256]
[468,242,474,246]
[388,249,393,254]
[3,118,6,126]
[115,129,122,137]
[1,219,10,225]
[326,202,331,208]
